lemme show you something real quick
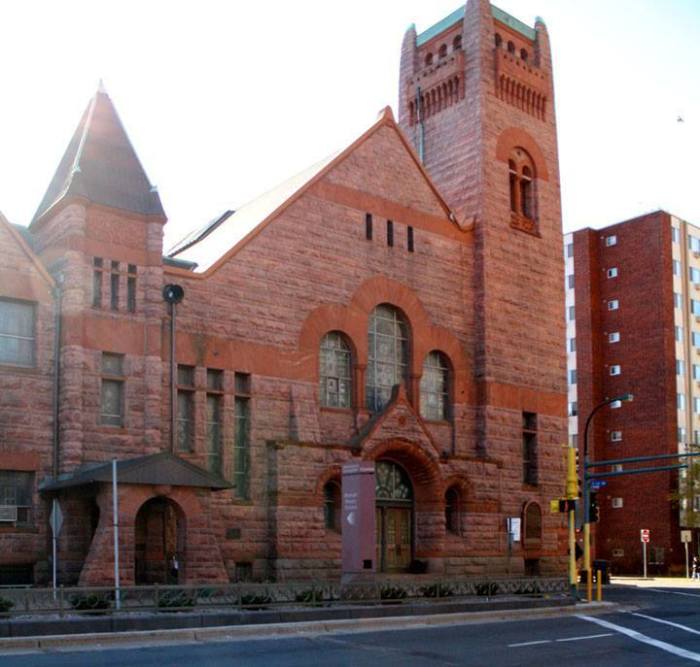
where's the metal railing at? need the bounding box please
[0,576,568,618]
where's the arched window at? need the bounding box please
[366,304,409,412]
[438,43,447,59]
[425,52,433,67]
[507,41,515,54]
[524,502,542,544]
[420,351,450,421]
[375,461,413,502]
[508,148,537,223]
[453,35,462,51]
[494,33,502,49]
[520,48,529,62]
[445,487,461,534]
[319,331,352,408]
[323,481,341,531]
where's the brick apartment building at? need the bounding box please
[566,211,700,575]
[0,0,567,587]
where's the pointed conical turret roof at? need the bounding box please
[32,84,165,224]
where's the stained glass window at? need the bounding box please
[366,305,409,412]
[420,351,450,420]
[320,332,352,408]
[375,461,412,502]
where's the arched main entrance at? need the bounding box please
[375,460,413,572]
[134,497,185,585]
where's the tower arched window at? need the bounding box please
[319,331,352,408]
[425,52,433,67]
[520,48,529,62]
[508,148,537,225]
[507,41,515,54]
[453,35,462,51]
[494,33,502,49]
[438,44,447,59]
[366,304,409,413]
[420,350,450,421]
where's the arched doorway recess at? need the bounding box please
[375,460,413,572]
[134,497,186,584]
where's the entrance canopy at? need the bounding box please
[40,452,232,491]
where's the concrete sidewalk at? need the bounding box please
[0,600,616,654]
[611,576,700,589]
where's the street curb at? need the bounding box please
[0,601,618,653]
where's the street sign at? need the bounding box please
[590,480,608,490]
[49,499,63,537]
[681,530,692,543]
[507,517,521,543]
[640,529,650,543]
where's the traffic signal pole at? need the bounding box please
[566,446,579,598]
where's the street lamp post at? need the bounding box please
[582,392,633,598]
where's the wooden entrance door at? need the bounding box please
[376,506,412,571]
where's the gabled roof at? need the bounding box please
[0,210,54,288]
[32,84,165,225]
[39,452,232,491]
[168,107,458,274]
[416,4,536,46]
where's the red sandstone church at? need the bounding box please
[0,0,567,586]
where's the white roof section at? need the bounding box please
[168,151,339,273]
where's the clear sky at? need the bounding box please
[1,0,698,247]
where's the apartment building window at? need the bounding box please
[110,261,120,310]
[610,365,621,376]
[127,265,137,313]
[605,235,617,247]
[676,293,684,309]
[566,243,574,258]
[610,431,622,442]
[569,338,576,352]
[694,430,700,445]
[679,427,687,443]
[678,393,686,410]
[0,299,35,367]
[522,412,538,486]
[677,360,685,375]
[569,401,578,417]
[694,332,700,347]
[101,353,125,427]
[673,260,681,276]
[567,274,575,289]
[608,331,620,343]
[694,364,700,380]
[676,326,684,342]
[607,267,618,279]
[608,300,619,311]
[672,227,679,243]
[691,267,700,284]
[569,369,577,384]
[234,372,251,500]
[92,258,104,308]
[176,365,195,452]
[694,397,700,414]
[690,235,700,253]
[0,471,34,526]
[206,369,223,475]
[692,300,700,316]
[568,306,575,321]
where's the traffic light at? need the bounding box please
[589,492,600,523]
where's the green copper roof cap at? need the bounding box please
[416,4,536,47]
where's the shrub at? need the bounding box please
[0,596,14,614]
[420,583,454,598]
[157,588,196,609]
[294,589,326,606]
[475,582,499,597]
[380,585,407,603]
[239,592,272,609]
[69,592,112,613]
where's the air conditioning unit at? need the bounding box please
[0,506,18,522]
[612,498,624,509]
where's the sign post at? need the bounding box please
[640,529,650,578]
[681,530,692,578]
[49,499,64,601]
[112,459,121,610]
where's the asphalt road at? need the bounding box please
[6,585,700,666]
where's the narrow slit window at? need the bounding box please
[407,226,414,253]
[365,213,373,240]
[387,220,394,247]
